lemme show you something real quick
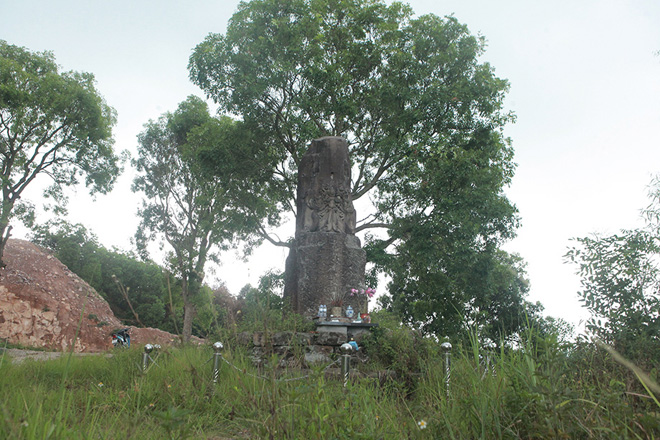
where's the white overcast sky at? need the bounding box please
[2,0,659,330]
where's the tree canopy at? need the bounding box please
[132,95,273,341]
[189,0,526,339]
[0,40,120,266]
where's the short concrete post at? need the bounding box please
[142,344,153,373]
[212,341,224,384]
[441,341,452,398]
[340,342,353,388]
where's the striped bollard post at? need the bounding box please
[143,344,153,373]
[441,341,452,398]
[340,343,353,388]
[212,341,224,384]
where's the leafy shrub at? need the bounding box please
[361,309,435,390]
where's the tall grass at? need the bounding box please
[414,328,660,439]
[1,327,658,439]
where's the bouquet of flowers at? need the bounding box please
[350,287,376,313]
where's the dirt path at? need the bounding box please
[0,348,111,364]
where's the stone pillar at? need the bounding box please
[284,137,366,316]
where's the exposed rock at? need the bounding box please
[128,326,204,347]
[0,239,199,352]
[239,330,354,367]
[313,330,347,346]
[236,331,254,346]
[251,331,313,347]
[0,239,121,352]
[304,345,334,365]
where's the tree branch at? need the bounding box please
[257,223,290,248]
[355,222,390,233]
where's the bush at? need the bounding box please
[361,309,435,391]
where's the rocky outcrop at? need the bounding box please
[0,239,199,352]
[0,239,121,352]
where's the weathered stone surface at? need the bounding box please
[272,332,294,346]
[250,347,266,367]
[250,331,313,347]
[314,330,347,346]
[0,239,195,352]
[253,332,267,347]
[352,330,371,345]
[273,332,312,346]
[0,239,121,352]
[284,137,366,315]
[274,345,292,356]
[239,329,377,367]
[305,345,334,365]
[296,137,356,235]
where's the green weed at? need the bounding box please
[1,327,659,438]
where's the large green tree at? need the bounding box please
[0,41,120,266]
[132,95,272,342]
[189,0,523,337]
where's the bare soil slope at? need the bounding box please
[0,239,193,352]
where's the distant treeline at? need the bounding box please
[30,220,226,337]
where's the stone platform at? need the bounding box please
[236,323,378,367]
[315,320,378,340]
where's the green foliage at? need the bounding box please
[361,309,435,390]
[30,218,305,340]
[0,40,121,266]
[233,272,316,334]
[132,96,274,341]
[380,247,535,344]
[1,326,659,438]
[30,219,173,330]
[190,285,219,339]
[189,0,522,340]
[566,179,660,363]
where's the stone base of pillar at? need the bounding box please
[284,232,366,316]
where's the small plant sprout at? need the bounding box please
[329,290,347,307]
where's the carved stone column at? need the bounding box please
[283,137,366,316]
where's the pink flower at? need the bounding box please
[349,287,376,298]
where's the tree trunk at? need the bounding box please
[182,297,196,343]
[0,222,12,269]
